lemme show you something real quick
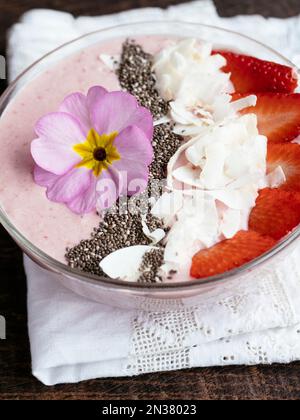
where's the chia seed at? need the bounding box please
[118,39,169,120]
[137,248,164,284]
[65,203,166,277]
[149,124,182,180]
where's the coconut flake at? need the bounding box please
[154,115,171,126]
[292,135,300,145]
[151,190,185,226]
[100,245,158,282]
[266,165,287,188]
[172,164,203,188]
[153,39,256,135]
[220,208,242,239]
[153,38,230,105]
[231,95,257,113]
[168,114,267,195]
[141,215,166,244]
[99,54,120,71]
[208,186,258,210]
[166,135,201,190]
[161,192,219,275]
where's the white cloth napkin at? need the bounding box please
[7,0,300,385]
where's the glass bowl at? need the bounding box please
[0,21,299,311]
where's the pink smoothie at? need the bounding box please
[0,36,171,263]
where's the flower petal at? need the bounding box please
[59,92,90,134]
[31,138,81,176]
[113,159,149,196]
[127,106,154,139]
[46,167,91,203]
[34,165,97,214]
[33,165,58,188]
[86,86,107,110]
[90,91,153,138]
[114,126,154,166]
[96,169,119,211]
[35,112,86,146]
[32,112,85,175]
[68,172,97,214]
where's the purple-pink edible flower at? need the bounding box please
[31,86,154,214]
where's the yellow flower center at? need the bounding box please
[73,128,120,177]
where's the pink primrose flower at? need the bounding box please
[31,86,154,214]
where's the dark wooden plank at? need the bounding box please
[1,0,300,400]
[0,0,190,58]
[215,0,300,18]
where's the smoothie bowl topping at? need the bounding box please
[5,36,299,283]
[31,87,154,214]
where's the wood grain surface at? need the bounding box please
[1,0,300,401]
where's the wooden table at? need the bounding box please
[1,0,300,400]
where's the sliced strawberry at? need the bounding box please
[214,50,298,94]
[249,188,300,240]
[238,93,300,143]
[190,230,276,279]
[267,143,300,192]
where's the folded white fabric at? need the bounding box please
[7,0,300,385]
[25,247,300,385]
[8,0,300,81]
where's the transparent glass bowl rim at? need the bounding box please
[0,20,299,292]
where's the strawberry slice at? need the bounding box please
[190,230,276,279]
[249,188,300,240]
[238,93,300,143]
[214,50,298,94]
[267,143,300,192]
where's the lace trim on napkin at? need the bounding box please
[126,307,199,374]
[125,257,299,375]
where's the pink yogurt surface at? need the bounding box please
[0,36,171,263]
